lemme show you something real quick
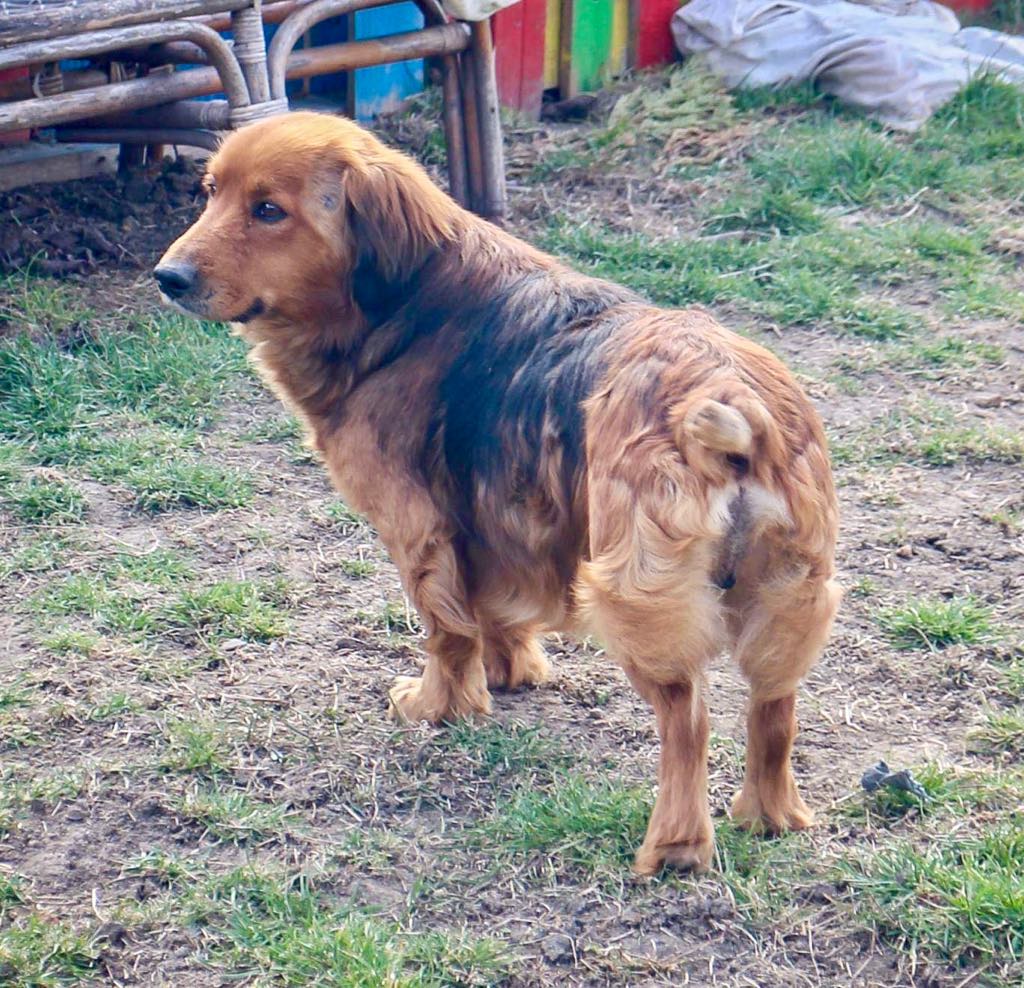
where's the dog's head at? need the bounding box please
[154,112,457,334]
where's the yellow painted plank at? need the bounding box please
[611,0,629,76]
[544,0,560,89]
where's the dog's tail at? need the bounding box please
[668,379,785,480]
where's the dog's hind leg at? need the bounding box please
[625,667,715,875]
[577,505,725,875]
[727,564,841,833]
[481,623,551,690]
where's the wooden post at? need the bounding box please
[459,50,485,215]
[441,54,469,207]
[230,4,274,106]
[469,19,506,220]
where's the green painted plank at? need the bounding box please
[559,0,616,97]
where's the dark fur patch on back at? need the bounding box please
[436,273,637,534]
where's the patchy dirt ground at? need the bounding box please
[2,69,1023,987]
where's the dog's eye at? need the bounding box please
[202,177,216,198]
[253,201,287,224]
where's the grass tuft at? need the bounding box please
[166,580,290,642]
[172,787,299,842]
[838,824,1024,974]
[174,868,508,986]
[877,596,996,650]
[160,719,231,775]
[749,121,956,206]
[0,914,102,985]
[5,475,86,524]
[439,721,573,778]
[969,708,1024,758]
[476,774,650,874]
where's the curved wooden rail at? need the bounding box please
[0,0,253,46]
[0,21,250,108]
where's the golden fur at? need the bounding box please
[156,111,841,875]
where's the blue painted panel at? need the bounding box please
[351,5,424,121]
[309,16,349,98]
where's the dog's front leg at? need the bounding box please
[385,534,491,724]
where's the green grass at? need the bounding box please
[475,774,651,875]
[748,121,957,206]
[0,282,245,438]
[340,559,375,579]
[0,280,251,514]
[703,188,825,236]
[35,574,163,636]
[845,763,962,821]
[87,693,138,722]
[169,867,508,986]
[172,787,299,842]
[540,220,921,337]
[832,765,1024,980]
[900,336,1005,370]
[0,872,25,914]
[534,75,1024,342]
[373,601,419,636]
[4,474,87,524]
[39,628,101,656]
[125,458,253,512]
[711,822,813,915]
[731,81,825,113]
[0,914,103,986]
[924,74,1024,163]
[0,679,33,710]
[0,769,89,833]
[831,405,1024,468]
[166,580,290,642]
[838,824,1024,976]
[916,425,1024,467]
[325,501,366,529]
[34,574,290,645]
[438,721,573,778]
[877,596,996,650]
[160,719,231,775]
[106,550,193,586]
[969,708,1024,757]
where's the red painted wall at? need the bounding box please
[493,0,548,117]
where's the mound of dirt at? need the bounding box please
[0,154,205,278]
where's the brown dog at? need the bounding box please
[155,111,840,875]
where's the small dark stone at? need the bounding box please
[541,933,574,965]
[135,799,164,819]
[96,921,128,947]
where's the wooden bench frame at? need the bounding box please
[0,0,505,216]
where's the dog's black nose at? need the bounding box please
[154,262,198,299]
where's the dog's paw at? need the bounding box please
[730,787,813,834]
[387,675,491,724]
[633,835,714,877]
[388,675,437,724]
[485,642,552,690]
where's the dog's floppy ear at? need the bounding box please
[345,156,456,284]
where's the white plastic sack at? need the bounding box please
[672,0,1024,130]
[442,0,521,21]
